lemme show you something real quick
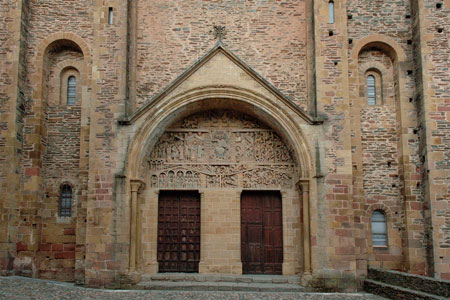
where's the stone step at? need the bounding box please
[141,273,301,285]
[367,268,450,298]
[364,279,449,300]
[136,280,306,292]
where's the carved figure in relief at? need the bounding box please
[221,111,230,124]
[243,116,260,128]
[235,146,242,162]
[169,143,178,161]
[254,133,263,161]
[212,131,229,160]
[235,132,242,143]
[194,173,200,186]
[159,173,166,187]
[168,171,175,188]
[186,132,204,161]
[146,110,296,190]
[185,171,193,188]
[222,175,237,188]
[206,175,220,188]
[177,171,184,188]
[151,175,158,188]
[281,173,291,187]
[181,117,198,129]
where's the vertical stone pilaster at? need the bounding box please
[412,0,450,280]
[126,0,138,115]
[234,189,243,275]
[129,180,144,272]
[313,0,357,290]
[198,190,206,273]
[84,0,129,287]
[0,0,25,274]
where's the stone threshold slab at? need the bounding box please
[141,273,301,285]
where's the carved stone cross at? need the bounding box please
[212,25,226,41]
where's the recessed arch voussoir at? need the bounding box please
[125,87,314,181]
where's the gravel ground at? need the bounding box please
[0,276,388,300]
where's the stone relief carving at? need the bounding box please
[146,110,296,189]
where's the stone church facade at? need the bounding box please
[0,0,449,291]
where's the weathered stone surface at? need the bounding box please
[0,0,448,292]
[367,268,450,298]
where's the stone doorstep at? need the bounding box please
[364,279,449,300]
[136,281,306,292]
[141,273,301,285]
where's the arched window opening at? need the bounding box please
[108,7,114,25]
[67,76,76,105]
[328,1,335,24]
[367,75,376,105]
[60,184,72,217]
[372,210,387,247]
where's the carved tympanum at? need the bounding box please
[146,110,296,189]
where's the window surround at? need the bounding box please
[67,76,77,105]
[328,1,335,24]
[371,210,388,248]
[108,7,114,25]
[60,67,80,105]
[365,69,383,106]
[59,184,73,218]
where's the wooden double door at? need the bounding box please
[157,191,200,273]
[241,191,283,274]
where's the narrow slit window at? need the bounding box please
[372,211,387,247]
[60,185,72,217]
[108,7,114,25]
[67,76,76,105]
[328,1,335,24]
[367,75,376,105]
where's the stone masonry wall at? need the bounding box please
[312,0,357,289]
[347,0,429,276]
[347,0,413,43]
[83,0,128,288]
[39,99,81,281]
[358,50,404,270]
[0,0,26,273]
[135,0,308,110]
[12,0,93,277]
[0,0,32,276]
[0,0,448,290]
[414,0,450,280]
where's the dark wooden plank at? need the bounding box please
[241,191,282,275]
[158,191,200,273]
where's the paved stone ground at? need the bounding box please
[0,276,388,300]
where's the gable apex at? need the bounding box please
[125,41,321,125]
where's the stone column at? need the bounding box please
[297,179,311,275]
[129,180,145,272]
[136,192,143,269]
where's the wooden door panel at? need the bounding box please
[241,191,282,275]
[158,191,200,273]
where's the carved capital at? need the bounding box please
[130,179,145,193]
[296,179,310,193]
